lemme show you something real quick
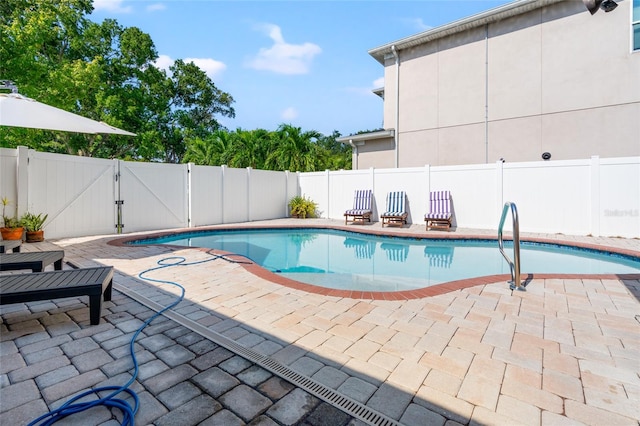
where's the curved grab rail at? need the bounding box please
[498,202,524,291]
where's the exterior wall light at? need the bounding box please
[582,0,618,15]
[599,0,618,12]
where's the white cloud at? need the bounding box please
[93,0,132,13]
[246,23,321,75]
[154,54,226,80]
[405,17,432,32]
[146,3,166,12]
[154,54,174,72]
[345,77,385,96]
[281,107,298,121]
[184,58,227,79]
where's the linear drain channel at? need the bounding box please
[117,283,402,426]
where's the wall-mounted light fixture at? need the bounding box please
[582,0,618,15]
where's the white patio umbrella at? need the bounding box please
[0,93,136,136]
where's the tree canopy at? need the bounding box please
[0,0,351,170]
[183,126,351,171]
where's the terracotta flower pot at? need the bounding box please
[0,227,24,240]
[26,230,44,243]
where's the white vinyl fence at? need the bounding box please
[300,157,640,238]
[1,146,638,239]
[0,147,297,239]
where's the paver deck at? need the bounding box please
[1,219,639,425]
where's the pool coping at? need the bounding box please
[107,223,640,300]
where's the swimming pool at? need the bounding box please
[128,228,640,292]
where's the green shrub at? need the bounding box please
[1,196,21,229]
[20,212,48,231]
[288,195,317,219]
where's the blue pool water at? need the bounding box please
[130,228,640,292]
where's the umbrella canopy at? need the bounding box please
[0,93,136,136]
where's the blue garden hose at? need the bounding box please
[28,251,251,426]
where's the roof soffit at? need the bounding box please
[369,0,565,64]
[336,129,395,144]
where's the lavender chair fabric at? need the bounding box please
[425,190,452,230]
[344,190,373,224]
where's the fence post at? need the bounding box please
[187,163,193,228]
[115,159,122,233]
[496,159,504,228]
[16,146,28,217]
[369,167,375,192]
[285,170,290,217]
[221,165,226,224]
[325,169,330,219]
[247,167,252,222]
[424,164,431,214]
[370,167,376,220]
[590,155,601,237]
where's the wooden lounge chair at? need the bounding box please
[425,190,452,230]
[0,250,64,272]
[344,190,373,225]
[0,239,21,253]
[380,191,408,227]
[0,266,114,325]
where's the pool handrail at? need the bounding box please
[498,202,525,291]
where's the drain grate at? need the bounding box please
[116,282,402,426]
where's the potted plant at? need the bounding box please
[21,212,48,243]
[288,195,317,219]
[1,197,24,240]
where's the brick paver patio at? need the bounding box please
[1,219,639,425]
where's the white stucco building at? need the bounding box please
[340,0,640,168]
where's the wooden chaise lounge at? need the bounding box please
[424,190,453,230]
[380,191,408,227]
[344,189,373,225]
[0,266,114,325]
[0,250,64,272]
[0,239,21,253]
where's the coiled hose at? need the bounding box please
[28,250,251,426]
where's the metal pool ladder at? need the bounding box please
[498,202,525,291]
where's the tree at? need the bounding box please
[267,124,320,172]
[0,0,235,162]
[316,130,351,170]
[227,128,271,169]
[165,60,235,163]
[184,129,235,166]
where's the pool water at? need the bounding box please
[132,228,640,292]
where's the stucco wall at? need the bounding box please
[354,138,396,169]
[372,0,640,168]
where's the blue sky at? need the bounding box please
[90,0,513,136]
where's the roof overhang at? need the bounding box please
[337,129,395,145]
[368,0,565,64]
